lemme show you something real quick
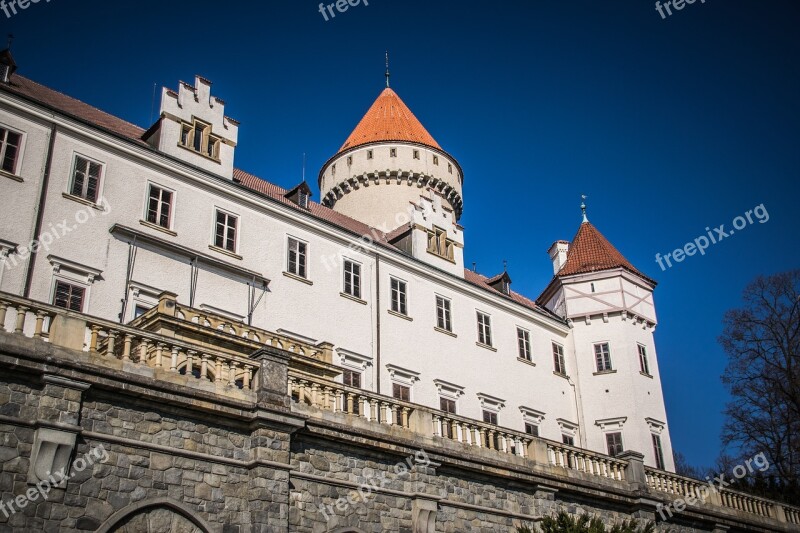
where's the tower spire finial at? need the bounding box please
[581,194,589,223]
[385,51,390,88]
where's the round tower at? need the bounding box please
[319,87,463,229]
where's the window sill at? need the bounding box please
[283,271,313,285]
[475,342,497,352]
[62,192,106,211]
[139,219,177,237]
[177,143,222,164]
[517,357,536,367]
[434,326,456,338]
[387,309,412,321]
[340,292,367,305]
[208,245,243,261]
[553,371,569,380]
[640,372,654,379]
[0,169,22,182]
[593,369,618,376]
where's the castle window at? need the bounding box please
[0,126,22,174]
[638,344,651,375]
[517,327,532,362]
[342,369,361,389]
[287,237,308,279]
[343,260,361,299]
[52,280,85,312]
[440,397,457,438]
[180,120,221,160]
[552,342,566,375]
[525,423,539,437]
[393,383,410,401]
[413,150,420,160]
[448,163,453,174]
[652,434,665,469]
[594,343,613,372]
[433,155,439,165]
[146,184,173,229]
[427,227,454,260]
[331,164,336,176]
[606,432,624,457]
[70,155,103,203]
[562,434,575,446]
[214,210,238,252]
[347,156,352,165]
[436,295,452,332]
[390,148,397,157]
[390,278,407,315]
[482,410,498,425]
[367,150,374,160]
[476,311,492,347]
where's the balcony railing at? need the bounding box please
[1,291,799,528]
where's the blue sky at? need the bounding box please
[4,1,799,468]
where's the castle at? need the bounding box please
[1,50,797,531]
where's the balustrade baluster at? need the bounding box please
[122,334,133,362]
[33,311,47,338]
[14,306,28,334]
[0,302,7,331]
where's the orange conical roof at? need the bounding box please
[558,222,653,282]
[338,88,441,153]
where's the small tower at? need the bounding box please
[538,204,675,471]
[318,86,464,229]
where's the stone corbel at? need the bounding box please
[412,498,438,533]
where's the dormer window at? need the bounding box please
[427,227,454,261]
[180,120,220,160]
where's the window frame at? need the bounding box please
[524,423,539,437]
[517,327,532,361]
[69,153,104,204]
[343,258,362,299]
[342,369,362,389]
[435,295,452,332]
[287,236,309,279]
[0,123,25,176]
[552,342,566,375]
[476,311,492,347]
[52,279,87,313]
[594,342,613,372]
[638,344,651,375]
[180,119,221,161]
[652,434,666,469]
[392,383,411,402]
[144,182,176,230]
[390,277,408,316]
[606,432,624,457]
[213,208,239,253]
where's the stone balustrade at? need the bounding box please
[2,290,799,528]
[0,292,258,392]
[547,441,627,481]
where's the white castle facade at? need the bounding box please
[0,54,675,472]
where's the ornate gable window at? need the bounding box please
[427,227,454,261]
[180,119,221,160]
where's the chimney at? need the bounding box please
[548,241,570,275]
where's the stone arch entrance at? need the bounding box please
[96,497,214,533]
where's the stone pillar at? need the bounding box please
[250,346,292,409]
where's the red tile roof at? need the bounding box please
[338,88,441,154]
[557,222,653,283]
[3,75,148,143]
[464,269,551,315]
